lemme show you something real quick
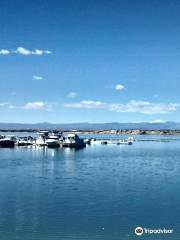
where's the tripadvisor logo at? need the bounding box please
[134,226,174,236]
[135,227,143,236]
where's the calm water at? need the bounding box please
[0,137,180,240]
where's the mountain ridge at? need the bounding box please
[0,121,180,130]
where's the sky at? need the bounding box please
[0,0,180,123]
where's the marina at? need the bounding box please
[0,131,135,148]
[1,130,180,149]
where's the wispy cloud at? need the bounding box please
[64,100,179,114]
[24,101,53,110]
[0,101,55,111]
[1,99,179,115]
[33,75,43,80]
[109,101,179,114]
[64,100,106,109]
[67,92,77,98]
[115,84,125,91]
[0,47,52,56]
[0,102,10,107]
[0,102,16,109]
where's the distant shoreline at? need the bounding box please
[1,129,180,135]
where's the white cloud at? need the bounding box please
[32,49,43,55]
[0,49,10,55]
[67,92,77,98]
[33,75,43,80]
[16,47,31,55]
[64,100,107,109]
[64,100,179,114]
[115,84,125,91]
[0,47,52,56]
[24,101,51,110]
[45,50,52,54]
[109,100,179,114]
[0,101,55,111]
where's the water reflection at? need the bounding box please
[0,141,180,239]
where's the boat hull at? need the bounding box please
[46,140,60,148]
[0,140,15,148]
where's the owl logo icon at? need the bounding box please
[135,227,143,236]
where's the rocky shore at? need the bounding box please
[1,129,180,135]
[78,129,180,135]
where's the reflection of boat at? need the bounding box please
[46,136,60,148]
[0,138,15,148]
[62,133,86,148]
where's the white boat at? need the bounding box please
[117,137,134,145]
[46,135,60,148]
[84,138,91,144]
[17,140,33,146]
[16,136,33,146]
[36,137,47,146]
[35,131,49,146]
[90,139,101,145]
[62,133,86,148]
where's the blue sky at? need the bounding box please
[0,0,180,123]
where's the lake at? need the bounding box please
[0,136,179,239]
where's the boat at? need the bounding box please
[90,139,101,145]
[35,136,47,146]
[0,137,15,148]
[16,137,33,146]
[38,130,49,138]
[17,140,33,146]
[35,131,49,146]
[117,140,132,145]
[61,133,86,148]
[117,137,133,145]
[84,138,91,144]
[46,135,60,148]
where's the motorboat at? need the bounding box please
[61,133,86,148]
[0,137,15,148]
[35,131,49,146]
[16,137,33,146]
[46,135,60,148]
[35,137,47,146]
